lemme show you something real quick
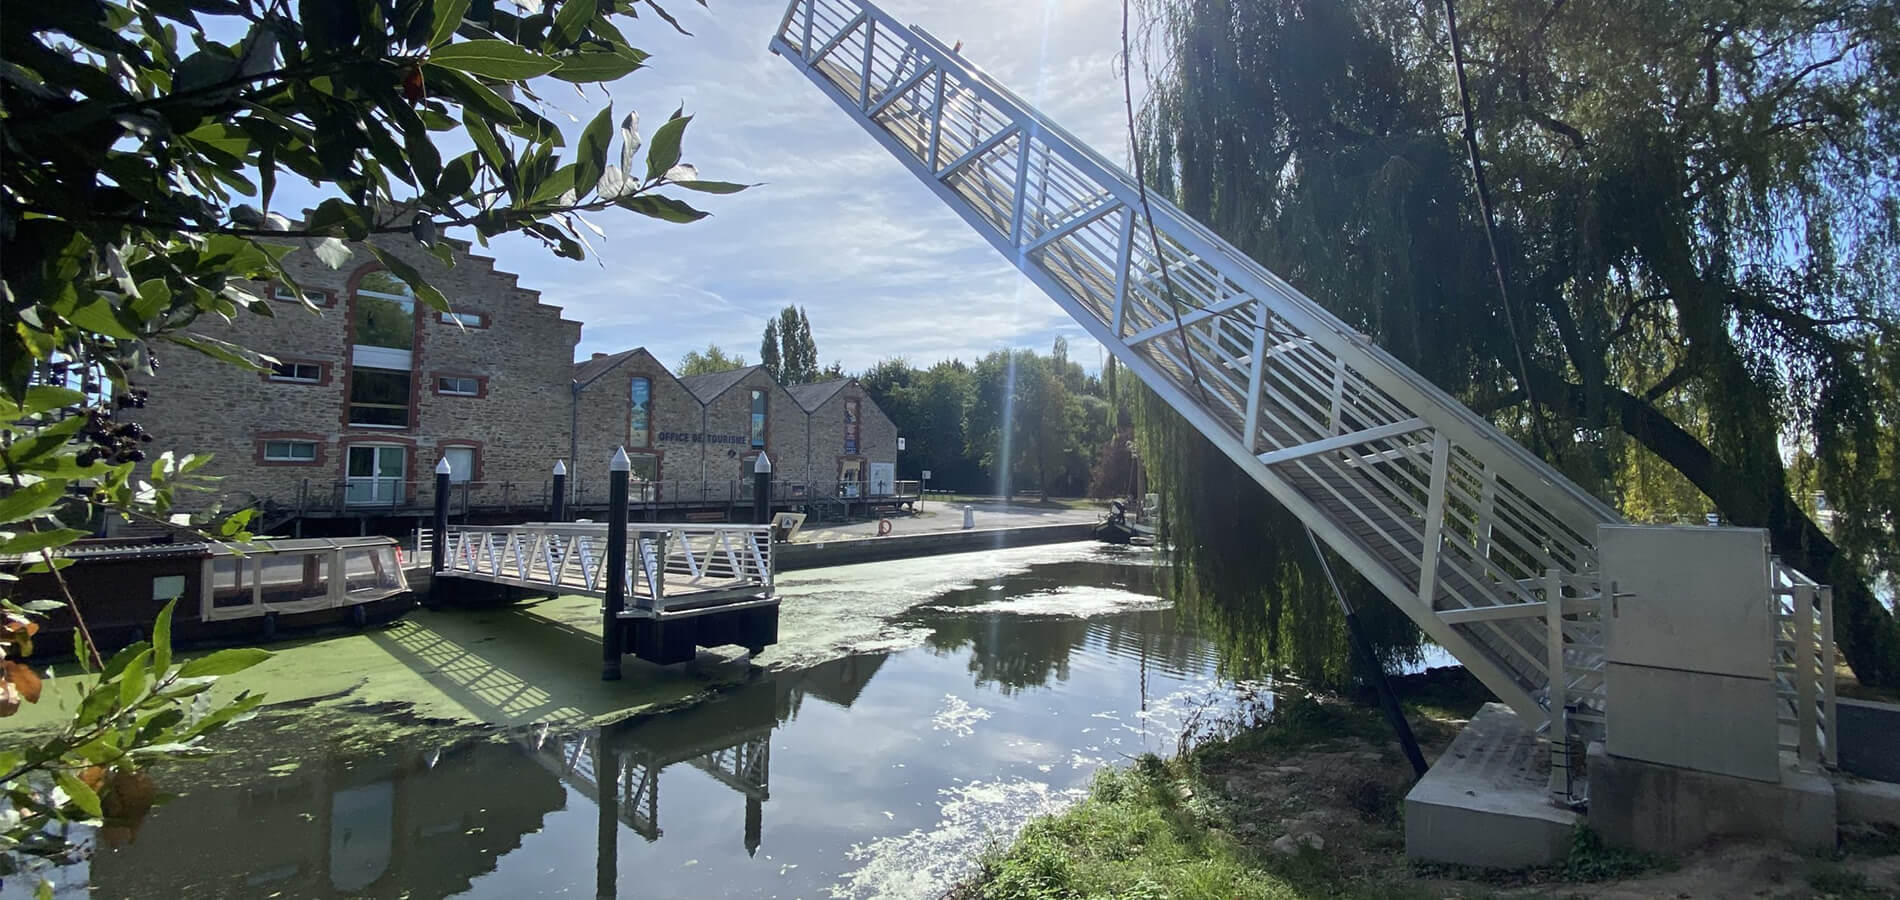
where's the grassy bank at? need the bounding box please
[955,677,1900,900]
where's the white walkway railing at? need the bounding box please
[439,522,774,616]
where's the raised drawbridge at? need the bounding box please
[768,0,1840,777]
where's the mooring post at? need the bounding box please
[603,447,630,681]
[753,452,772,525]
[594,734,619,899]
[551,459,568,522]
[428,456,450,609]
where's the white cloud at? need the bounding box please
[468,0,1132,373]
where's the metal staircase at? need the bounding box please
[770,0,1627,732]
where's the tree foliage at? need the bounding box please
[0,0,744,872]
[676,342,747,375]
[1134,0,1900,683]
[761,305,821,384]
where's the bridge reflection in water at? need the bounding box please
[83,654,886,899]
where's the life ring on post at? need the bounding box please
[877,518,893,537]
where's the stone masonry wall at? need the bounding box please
[698,369,809,500]
[572,349,705,504]
[131,233,580,518]
[806,383,899,495]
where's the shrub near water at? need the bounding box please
[964,758,1318,900]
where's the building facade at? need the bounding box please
[133,233,580,525]
[132,235,902,530]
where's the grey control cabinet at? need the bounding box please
[1600,525,1780,782]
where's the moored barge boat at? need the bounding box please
[5,536,416,653]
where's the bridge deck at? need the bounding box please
[436,522,777,620]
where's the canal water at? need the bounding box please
[79,543,1271,899]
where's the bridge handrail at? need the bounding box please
[438,522,772,612]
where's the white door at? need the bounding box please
[346,446,405,505]
[869,462,895,496]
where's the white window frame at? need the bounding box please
[269,361,323,383]
[438,311,485,328]
[271,284,325,305]
[441,446,476,484]
[263,439,318,462]
[437,375,481,397]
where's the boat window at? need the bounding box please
[211,557,253,608]
[257,554,330,606]
[342,547,403,593]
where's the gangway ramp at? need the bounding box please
[438,522,780,662]
[769,0,1631,731]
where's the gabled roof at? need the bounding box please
[677,366,761,403]
[786,378,852,412]
[573,348,643,385]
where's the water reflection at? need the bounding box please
[83,548,1265,900]
[87,739,566,898]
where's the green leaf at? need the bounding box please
[552,0,592,45]
[118,648,153,708]
[365,246,451,313]
[550,49,645,84]
[463,109,508,174]
[177,648,272,678]
[0,386,83,418]
[644,113,691,182]
[670,180,752,194]
[618,194,709,224]
[54,771,102,819]
[426,66,521,124]
[429,0,472,47]
[0,480,67,525]
[428,40,561,80]
[527,163,578,206]
[4,415,87,467]
[100,641,151,681]
[574,104,613,197]
[311,237,353,269]
[166,332,270,370]
[0,528,88,555]
[65,298,138,340]
[436,152,480,201]
[152,597,177,676]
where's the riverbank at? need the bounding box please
[953,676,1900,900]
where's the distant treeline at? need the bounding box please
[856,338,1129,498]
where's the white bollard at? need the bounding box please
[962,506,975,530]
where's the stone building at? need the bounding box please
[132,236,905,531]
[787,379,900,498]
[132,233,580,529]
[677,366,811,499]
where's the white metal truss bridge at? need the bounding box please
[768,0,1839,773]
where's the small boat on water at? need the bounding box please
[1092,500,1156,545]
[5,535,416,654]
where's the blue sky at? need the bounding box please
[449,0,1134,374]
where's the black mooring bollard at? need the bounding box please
[752,452,772,526]
[428,456,450,608]
[595,734,620,899]
[551,459,568,522]
[602,447,630,681]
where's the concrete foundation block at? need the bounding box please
[1587,742,1836,853]
[1836,778,1900,828]
[1405,703,1579,868]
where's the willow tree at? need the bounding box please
[1134,0,1900,685]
